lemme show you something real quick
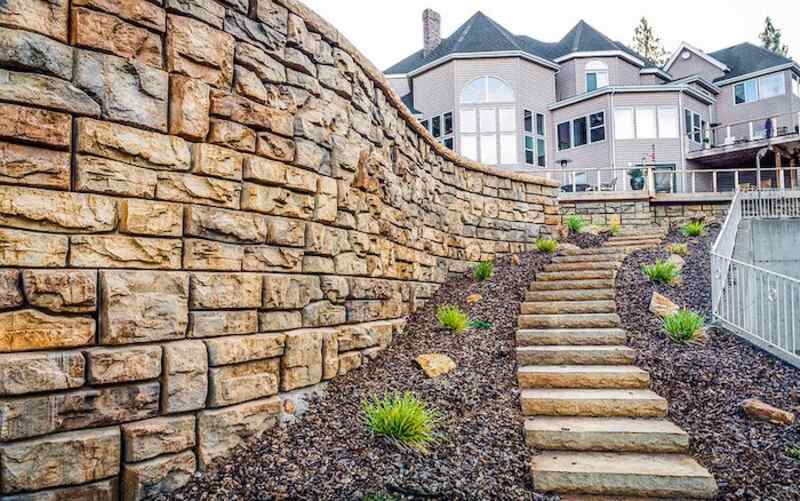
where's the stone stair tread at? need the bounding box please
[525,416,689,453]
[519,313,621,329]
[530,279,615,291]
[517,346,637,365]
[605,239,661,247]
[531,452,717,498]
[538,270,615,281]
[526,289,616,302]
[521,388,668,417]
[608,235,664,242]
[545,262,621,272]
[518,365,650,389]
[559,247,630,256]
[553,254,626,263]
[517,329,627,346]
[521,300,616,315]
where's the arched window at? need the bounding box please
[585,61,609,92]
[459,77,517,166]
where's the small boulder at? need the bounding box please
[466,294,482,304]
[667,254,686,272]
[650,292,679,318]
[742,398,796,425]
[416,354,456,379]
[511,255,520,266]
[559,243,580,252]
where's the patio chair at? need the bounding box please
[598,177,618,192]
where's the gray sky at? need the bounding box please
[302,0,798,71]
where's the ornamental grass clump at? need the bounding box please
[362,392,439,452]
[472,261,495,281]
[668,243,690,256]
[663,309,706,344]
[436,305,470,333]
[643,260,681,285]
[682,221,706,237]
[608,222,621,236]
[535,238,558,254]
[566,215,586,233]
[787,445,800,461]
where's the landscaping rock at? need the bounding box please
[742,398,796,426]
[649,291,679,318]
[416,353,456,378]
[667,253,686,272]
[466,293,482,304]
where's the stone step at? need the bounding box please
[519,313,621,330]
[545,262,621,272]
[517,346,637,366]
[538,270,616,281]
[518,366,650,390]
[608,234,664,242]
[517,329,627,347]
[604,239,662,248]
[553,254,626,264]
[521,389,668,417]
[526,289,616,302]
[521,300,616,315]
[530,279,615,291]
[524,417,689,453]
[531,452,717,499]
[559,247,630,256]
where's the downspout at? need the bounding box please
[756,145,773,189]
[610,89,616,171]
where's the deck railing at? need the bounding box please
[711,189,800,368]
[690,110,800,153]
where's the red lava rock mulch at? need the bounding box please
[158,253,557,501]
[564,230,610,249]
[616,226,800,500]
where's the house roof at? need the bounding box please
[385,13,649,74]
[708,42,795,81]
[400,93,420,115]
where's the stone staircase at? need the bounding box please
[517,227,718,499]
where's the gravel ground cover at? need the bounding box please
[160,253,556,501]
[563,230,609,249]
[616,225,800,500]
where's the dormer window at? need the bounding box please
[585,61,609,92]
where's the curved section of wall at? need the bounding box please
[0,0,559,498]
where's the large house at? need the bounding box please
[385,10,800,193]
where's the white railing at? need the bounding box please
[540,166,800,195]
[712,189,800,367]
[691,110,800,153]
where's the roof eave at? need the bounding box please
[664,42,730,73]
[714,63,800,86]
[405,50,560,78]
[554,50,645,68]
[640,68,673,81]
[548,84,716,110]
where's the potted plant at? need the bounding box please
[629,168,645,190]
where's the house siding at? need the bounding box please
[556,60,577,101]
[413,61,456,119]
[388,77,411,99]
[551,95,612,172]
[715,69,796,140]
[668,52,726,82]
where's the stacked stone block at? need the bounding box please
[560,198,729,227]
[0,0,559,498]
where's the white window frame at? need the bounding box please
[793,74,800,97]
[657,106,679,139]
[523,110,547,167]
[459,77,516,166]
[589,111,606,144]
[460,76,515,104]
[614,107,635,140]
[585,60,610,93]
[557,110,607,151]
[734,73,787,105]
[422,111,454,150]
[634,107,658,139]
[685,109,703,144]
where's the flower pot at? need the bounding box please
[630,176,645,191]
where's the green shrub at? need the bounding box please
[566,215,586,233]
[608,222,621,236]
[436,305,470,333]
[362,392,439,451]
[668,243,689,256]
[787,445,800,461]
[470,319,493,330]
[682,221,705,237]
[643,260,680,284]
[535,238,558,254]
[472,261,495,281]
[663,309,705,343]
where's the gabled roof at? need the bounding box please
[664,42,729,74]
[385,13,649,75]
[709,42,795,82]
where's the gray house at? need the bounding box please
[386,10,800,193]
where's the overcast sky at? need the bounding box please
[302,0,798,71]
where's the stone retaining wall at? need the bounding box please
[559,197,730,227]
[0,0,559,498]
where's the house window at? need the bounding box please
[585,61,609,92]
[635,108,657,139]
[536,113,545,135]
[523,110,546,167]
[657,107,679,138]
[557,111,605,150]
[589,112,605,142]
[793,74,800,97]
[420,118,429,131]
[423,112,454,150]
[557,122,571,150]
[431,116,441,138]
[685,109,703,143]
[460,77,516,165]
[537,138,546,167]
[614,108,635,140]
[735,73,786,104]
[573,117,588,147]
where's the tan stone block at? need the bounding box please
[22,269,96,313]
[234,65,268,103]
[120,199,183,237]
[121,450,196,501]
[0,479,117,500]
[71,236,182,270]
[0,103,71,149]
[235,41,286,83]
[162,340,208,413]
[0,269,23,309]
[338,351,362,376]
[243,155,287,185]
[192,143,244,180]
[303,301,346,327]
[156,172,241,209]
[77,118,191,171]
[190,273,262,310]
[304,222,336,256]
[99,270,189,345]
[0,228,67,268]
[262,274,322,310]
[74,50,168,132]
[0,351,85,396]
[183,239,243,271]
[0,309,94,354]
[166,14,233,88]
[197,397,281,469]
[189,310,258,338]
[0,141,70,190]
[70,7,162,67]
[170,75,211,142]
[281,329,323,391]
[165,0,225,28]
[216,96,293,136]
[0,26,70,80]
[254,0,288,34]
[208,358,279,407]
[241,183,315,218]
[335,252,368,275]
[0,428,120,494]
[303,255,334,274]
[321,329,339,380]
[205,333,285,366]
[257,132,295,162]
[72,0,166,32]
[185,205,266,244]
[0,0,69,41]
[258,310,302,332]
[320,276,349,303]
[76,155,158,199]
[122,415,196,463]
[85,345,162,385]
[243,245,303,272]
[208,118,256,152]
[0,383,159,441]
[267,217,306,247]
[0,186,116,234]
[0,70,99,117]
[315,176,338,223]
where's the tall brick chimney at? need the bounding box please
[423,9,442,57]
